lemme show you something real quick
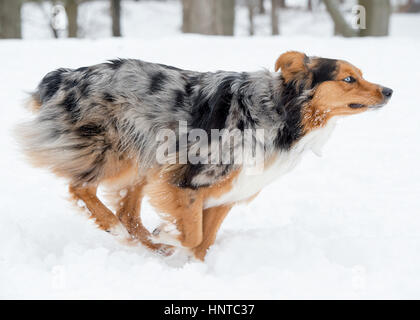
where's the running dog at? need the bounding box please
[16,51,392,260]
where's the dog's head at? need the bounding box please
[275,51,392,130]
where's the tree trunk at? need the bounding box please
[405,0,420,12]
[64,0,79,38]
[0,0,23,39]
[111,0,121,37]
[247,0,255,35]
[278,0,286,9]
[307,0,312,11]
[214,0,235,36]
[182,0,235,36]
[271,0,279,35]
[323,0,358,37]
[359,0,390,37]
[258,0,265,14]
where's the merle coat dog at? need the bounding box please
[17,51,392,260]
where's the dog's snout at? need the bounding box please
[382,87,393,99]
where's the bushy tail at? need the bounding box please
[25,92,42,113]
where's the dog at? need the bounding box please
[16,51,392,260]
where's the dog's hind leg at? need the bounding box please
[192,205,232,261]
[116,183,172,253]
[69,185,121,233]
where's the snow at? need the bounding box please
[1,1,420,300]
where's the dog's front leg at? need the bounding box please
[177,200,203,248]
[146,179,204,249]
[192,205,232,260]
[152,196,204,249]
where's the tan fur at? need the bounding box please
[192,191,261,260]
[275,51,308,83]
[192,205,233,260]
[145,170,204,248]
[302,61,384,132]
[27,98,42,113]
[143,168,240,249]
[115,182,169,252]
[69,185,121,231]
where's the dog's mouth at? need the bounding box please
[348,103,366,109]
[349,102,387,110]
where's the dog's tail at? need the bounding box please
[25,91,42,113]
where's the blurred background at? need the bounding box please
[0,0,419,40]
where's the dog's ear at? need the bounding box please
[275,51,309,83]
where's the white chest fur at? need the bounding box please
[203,120,336,209]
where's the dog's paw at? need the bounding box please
[156,244,176,257]
[151,223,182,247]
[106,222,131,239]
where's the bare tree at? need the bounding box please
[258,0,265,14]
[247,0,256,36]
[215,0,235,35]
[182,0,209,34]
[0,0,23,39]
[271,0,279,35]
[359,0,391,37]
[111,0,121,37]
[182,0,235,36]
[403,0,420,12]
[323,0,357,37]
[323,0,390,37]
[278,0,286,9]
[64,0,79,38]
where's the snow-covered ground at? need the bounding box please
[1,1,420,300]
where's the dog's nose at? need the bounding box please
[382,87,393,98]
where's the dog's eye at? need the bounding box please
[343,76,356,83]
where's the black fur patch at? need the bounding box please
[175,164,206,189]
[64,78,79,90]
[77,80,90,97]
[149,71,167,94]
[173,90,185,111]
[76,123,104,137]
[237,119,245,131]
[191,75,237,131]
[103,92,116,102]
[311,58,337,87]
[174,163,232,190]
[40,69,66,102]
[274,80,305,150]
[237,75,257,129]
[184,76,198,97]
[62,91,80,123]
